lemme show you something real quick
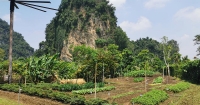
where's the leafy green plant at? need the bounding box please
[85,98,110,105]
[153,76,163,84]
[0,83,84,104]
[72,86,115,95]
[52,82,104,92]
[112,91,135,99]
[124,70,154,77]
[166,82,190,93]
[131,90,168,105]
[133,77,144,82]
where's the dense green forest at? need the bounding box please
[0,18,34,60]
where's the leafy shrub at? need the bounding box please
[0,83,83,104]
[53,82,104,92]
[72,86,115,95]
[153,77,163,84]
[134,77,144,82]
[70,94,85,105]
[85,98,110,105]
[112,91,135,99]
[166,82,190,93]
[124,70,154,77]
[131,90,168,105]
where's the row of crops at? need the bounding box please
[131,82,190,105]
[0,82,115,105]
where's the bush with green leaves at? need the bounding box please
[153,76,163,84]
[166,82,190,93]
[112,91,135,99]
[0,83,84,104]
[131,90,168,105]
[52,82,105,92]
[72,86,115,95]
[124,70,154,77]
[85,98,110,105]
[133,77,144,82]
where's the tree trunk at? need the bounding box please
[162,67,164,82]
[167,64,170,83]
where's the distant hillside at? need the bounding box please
[35,0,131,61]
[0,18,34,60]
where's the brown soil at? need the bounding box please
[0,90,65,105]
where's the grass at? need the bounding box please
[160,83,200,105]
[0,97,21,105]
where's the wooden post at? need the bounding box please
[94,62,97,99]
[8,0,15,84]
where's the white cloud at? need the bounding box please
[108,0,126,8]
[144,0,170,9]
[176,34,197,59]
[120,16,152,32]
[180,34,190,40]
[174,7,200,22]
[2,13,18,23]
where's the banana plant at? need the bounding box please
[27,53,59,84]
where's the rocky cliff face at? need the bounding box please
[61,14,111,61]
[36,0,117,60]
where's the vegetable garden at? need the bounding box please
[0,43,200,104]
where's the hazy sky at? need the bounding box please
[0,0,200,59]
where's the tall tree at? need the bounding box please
[132,37,163,59]
[167,39,179,55]
[161,36,171,83]
[194,35,200,55]
[137,49,153,92]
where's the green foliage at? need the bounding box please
[131,90,168,105]
[70,95,85,105]
[132,37,163,59]
[0,60,8,76]
[193,34,200,55]
[72,86,115,95]
[56,61,78,79]
[166,82,190,93]
[134,77,144,82]
[85,98,110,105]
[124,70,155,77]
[27,54,59,84]
[181,60,200,83]
[0,18,34,60]
[153,77,163,84]
[0,83,86,104]
[52,82,104,92]
[0,48,5,61]
[113,27,130,51]
[95,38,109,48]
[112,91,135,99]
[96,28,101,35]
